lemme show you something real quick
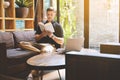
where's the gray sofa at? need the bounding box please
[0,30,38,77]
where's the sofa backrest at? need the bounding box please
[13,30,36,47]
[0,32,14,48]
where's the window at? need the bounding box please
[89,0,119,50]
[60,0,84,42]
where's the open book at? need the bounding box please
[38,22,55,32]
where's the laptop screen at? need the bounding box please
[65,37,84,51]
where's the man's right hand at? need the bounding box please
[35,30,48,41]
[35,30,53,42]
[41,30,48,37]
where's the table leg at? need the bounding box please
[40,70,44,80]
[58,70,62,80]
[31,70,39,80]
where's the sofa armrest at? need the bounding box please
[0,43,7,60]
[0,74,23,80]
[0,43,8,73]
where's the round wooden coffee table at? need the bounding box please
[27,53,65,80]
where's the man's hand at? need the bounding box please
[35,30,50,41]
[46,30,64,45]
[42,30,53,38]
[41,30,48,37]
[46,30,53,38]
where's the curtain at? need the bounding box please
[34,0,44,30]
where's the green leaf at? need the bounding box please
[15,0,33,7]
[60,0,77,43]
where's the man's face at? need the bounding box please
[47,11,55,22]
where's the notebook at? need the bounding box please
[65,37,84,51]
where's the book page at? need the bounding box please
[38,22,55,32]
[38,22,45,31]
[44,23,55,32]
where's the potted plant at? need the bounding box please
[15,0,33,18]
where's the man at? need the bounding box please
[35,7,64,48]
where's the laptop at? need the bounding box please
[65,37,84,51]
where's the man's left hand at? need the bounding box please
[46,30,53,38]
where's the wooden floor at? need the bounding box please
[28,69,65,80]
[42,69,65,80]
[0,69,65,80]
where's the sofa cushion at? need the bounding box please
[7,48,38,59]
[0,32,14,48]
[13,30,36,47]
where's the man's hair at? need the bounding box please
[47,7,55,12]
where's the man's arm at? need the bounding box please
[49,22,64,45]
[51,35,64,45]
[35,30,48,41]
[35,30,64,45]
[48,32,64,45]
